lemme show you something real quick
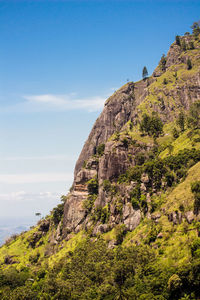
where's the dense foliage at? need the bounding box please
[140,113,163,137]
[0,236,200,299]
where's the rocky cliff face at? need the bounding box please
[62,34,200,238]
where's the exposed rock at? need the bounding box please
[151,213,161,221]
[123,203,141,231]
[62,34,200,239]
[141,173,150,184]
[168,211,182,225]
[157,232,163,239]
[92,224,111,236]
[108,239,117,249]
[185,211,195,224]
[74,82,136,177]
[63,191,87,236]
[98,141,132,182]
[140,182,146,192]
[55,221,62,241]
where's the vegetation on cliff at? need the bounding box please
[0,24,200,299]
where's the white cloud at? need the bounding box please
[0,191,61,203]
[0,172,73,184]
[0,154,75,161]
[25,93,106,112]
[0,93,107,113]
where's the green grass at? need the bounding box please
[48,231,85,267]
[160,129,200,158]
[164,161,200,213]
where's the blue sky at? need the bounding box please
[0,0,199,220]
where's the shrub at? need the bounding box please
[176,168,187,180]
[160,54,167,71]
[187,58,192,70]
[163,78,168,85]
[83,194,97,212]
[102,179,112,193]
[168,274,182,295]
[52,203,64,225]
[191,238,200,257]
[191,181,200,214]
[165,171,175,187]
[145,225,159,244]
[97,144,105,156]
[135,152,146,166]
[179,204,185,212]
[127,166,143,182]
[177,111,186,132]
[91,205,110,224]
[144,159,165,189]
[191,21,200,37]
[131,197,140,209]
[29,252,40,264]
[115,224,127,244]
[130,185,141,209]
[173,127,179,138]
[140,113,163,137]
[121,137,129,149]
[140,194,148,213]
[187,100,200,129]
[181,40,187,51]
[175,35,181,46]
[189,41,195,49]
[100,205,110,224]
[87,178,98,195]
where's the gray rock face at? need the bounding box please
[74,82,135,177]
[185,211,195,224]
[122,203,141,231]
[63,191,87,236]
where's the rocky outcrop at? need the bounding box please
[62,34,200,238]
[74,82,136,177]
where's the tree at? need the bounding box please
[172,127,179,139]
[191,21,200,37]
[87,177,98,195]
[142,66,148,80]
[189,41,195,50]
[177,111,185,132]
[175,35,181,46]
[140,113,151,135]
[187,58,192,70]
[163,78,167,85]
[35,212,41,220]
[181,39,187,51]
[160,54,167,71]
[187,100,200,129]
[140,113,163,137]
[191,181,200,215]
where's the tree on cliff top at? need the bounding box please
[142,66,148,80]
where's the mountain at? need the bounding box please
[0,26,200,299]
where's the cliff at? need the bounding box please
[62,33,200,238]
[0,28,200,300]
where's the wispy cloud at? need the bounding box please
[0,172,73,184]
[0,191,61,203]
[0,93,107,113]
[25,93,106,111]
[0,154,75,161]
